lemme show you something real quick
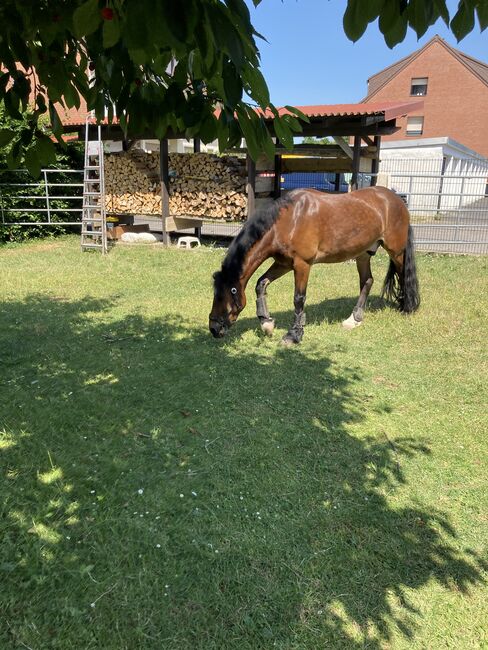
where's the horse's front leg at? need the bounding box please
[282,259,311,345]
[255,261,291,336]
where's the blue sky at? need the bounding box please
[248,0,488,106]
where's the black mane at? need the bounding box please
[213,195,293,294]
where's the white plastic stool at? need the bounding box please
[177,236,201,249]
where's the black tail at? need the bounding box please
[382,225,420,313]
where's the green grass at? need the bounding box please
[0,236,487,649]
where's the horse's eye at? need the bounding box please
[231,287,237,295]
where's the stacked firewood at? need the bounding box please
[104,150,247,220]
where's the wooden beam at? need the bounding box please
[273,153,282,199]
[370,136,381,186]
[299,122,400,137]
[361,135,375,147]
[159,138,170,246]
[247,154,256,218]
[228,145,350,158]
[332,136,354,159]
[334,173,341,192]
[282,157,353,173]
[351,135,361,190]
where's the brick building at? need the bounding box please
[364,35,488,158]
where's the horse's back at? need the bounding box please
[279,187,409,262]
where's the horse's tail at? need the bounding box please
[382,225,420,313]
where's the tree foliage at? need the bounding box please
[343,0,488,48]
[0,0,309,176]
[0,0,486,176]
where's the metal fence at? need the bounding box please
[2,158,488,254]
[0,169,83,226]
[375,157,488,254]
[281,160,488,254]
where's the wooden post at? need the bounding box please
[334,173,341,192]
[160,138,170,245]
[351,135,361,191]
[273,152,282,199]
[247,153,256,218]
[370,136,381,186]
[193,138,201,153]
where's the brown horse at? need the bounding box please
[209,186,420,344]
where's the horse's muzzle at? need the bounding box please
[209,319,228,338]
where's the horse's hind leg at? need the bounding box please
[343,252,374,330]
[255,261,291,336]
[282,259,311,345]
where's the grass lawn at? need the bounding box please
[0,236,487,649]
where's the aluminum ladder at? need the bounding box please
[81,120,108,253]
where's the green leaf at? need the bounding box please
[258,119,275,161]
[451,1,475,41]
[36,135,57,166]
[379,0,403,34]
[433,0,450,26]
[406,0,431,38]
[48,102,63,141]
[25,146,42,178]
[383,11,408,48]
[73,0,101,38]
[243,65,270,108]
[217,112,229,152]
[63,83,80,110]
[208,4,245,70]
[6,139,21,169]
[123,3,148,49]
[236,106,260,160]
[282,114,302,133]
[343,0,370,41]
[273,116,294,149]
[103,16,121,48]
[4,90,22,119]
[222,61,243,107]
[0,129,16,147]
[476,2,488,30]
[199,112,218,144]
[284,105,310,124]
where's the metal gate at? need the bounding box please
[376,157,488,254]
[0,169,83,227]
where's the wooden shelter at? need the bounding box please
[64,100,423,243]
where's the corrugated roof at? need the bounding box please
[62,101,422,128]
[264,101,423,122]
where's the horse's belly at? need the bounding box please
[314,222,383,263]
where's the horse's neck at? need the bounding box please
[240,237,272,288]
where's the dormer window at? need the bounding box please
[411,77,428,95]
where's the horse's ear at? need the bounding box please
[213,271,224,295]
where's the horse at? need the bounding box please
[209,186,420,344]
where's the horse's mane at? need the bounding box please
[213,194,294,293]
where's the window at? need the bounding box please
[410,77,428,95]
[406,116,424,136]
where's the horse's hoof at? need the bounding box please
[260,318,275,336]
[342,314,362,330]
[281,333,301,346]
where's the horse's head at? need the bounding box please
[209,271,246,338]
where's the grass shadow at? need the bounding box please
[0,294,485,649]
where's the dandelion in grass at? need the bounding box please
[138,488,144,495]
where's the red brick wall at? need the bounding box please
[367,41,488,157]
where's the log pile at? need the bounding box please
[104,150,247,220]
